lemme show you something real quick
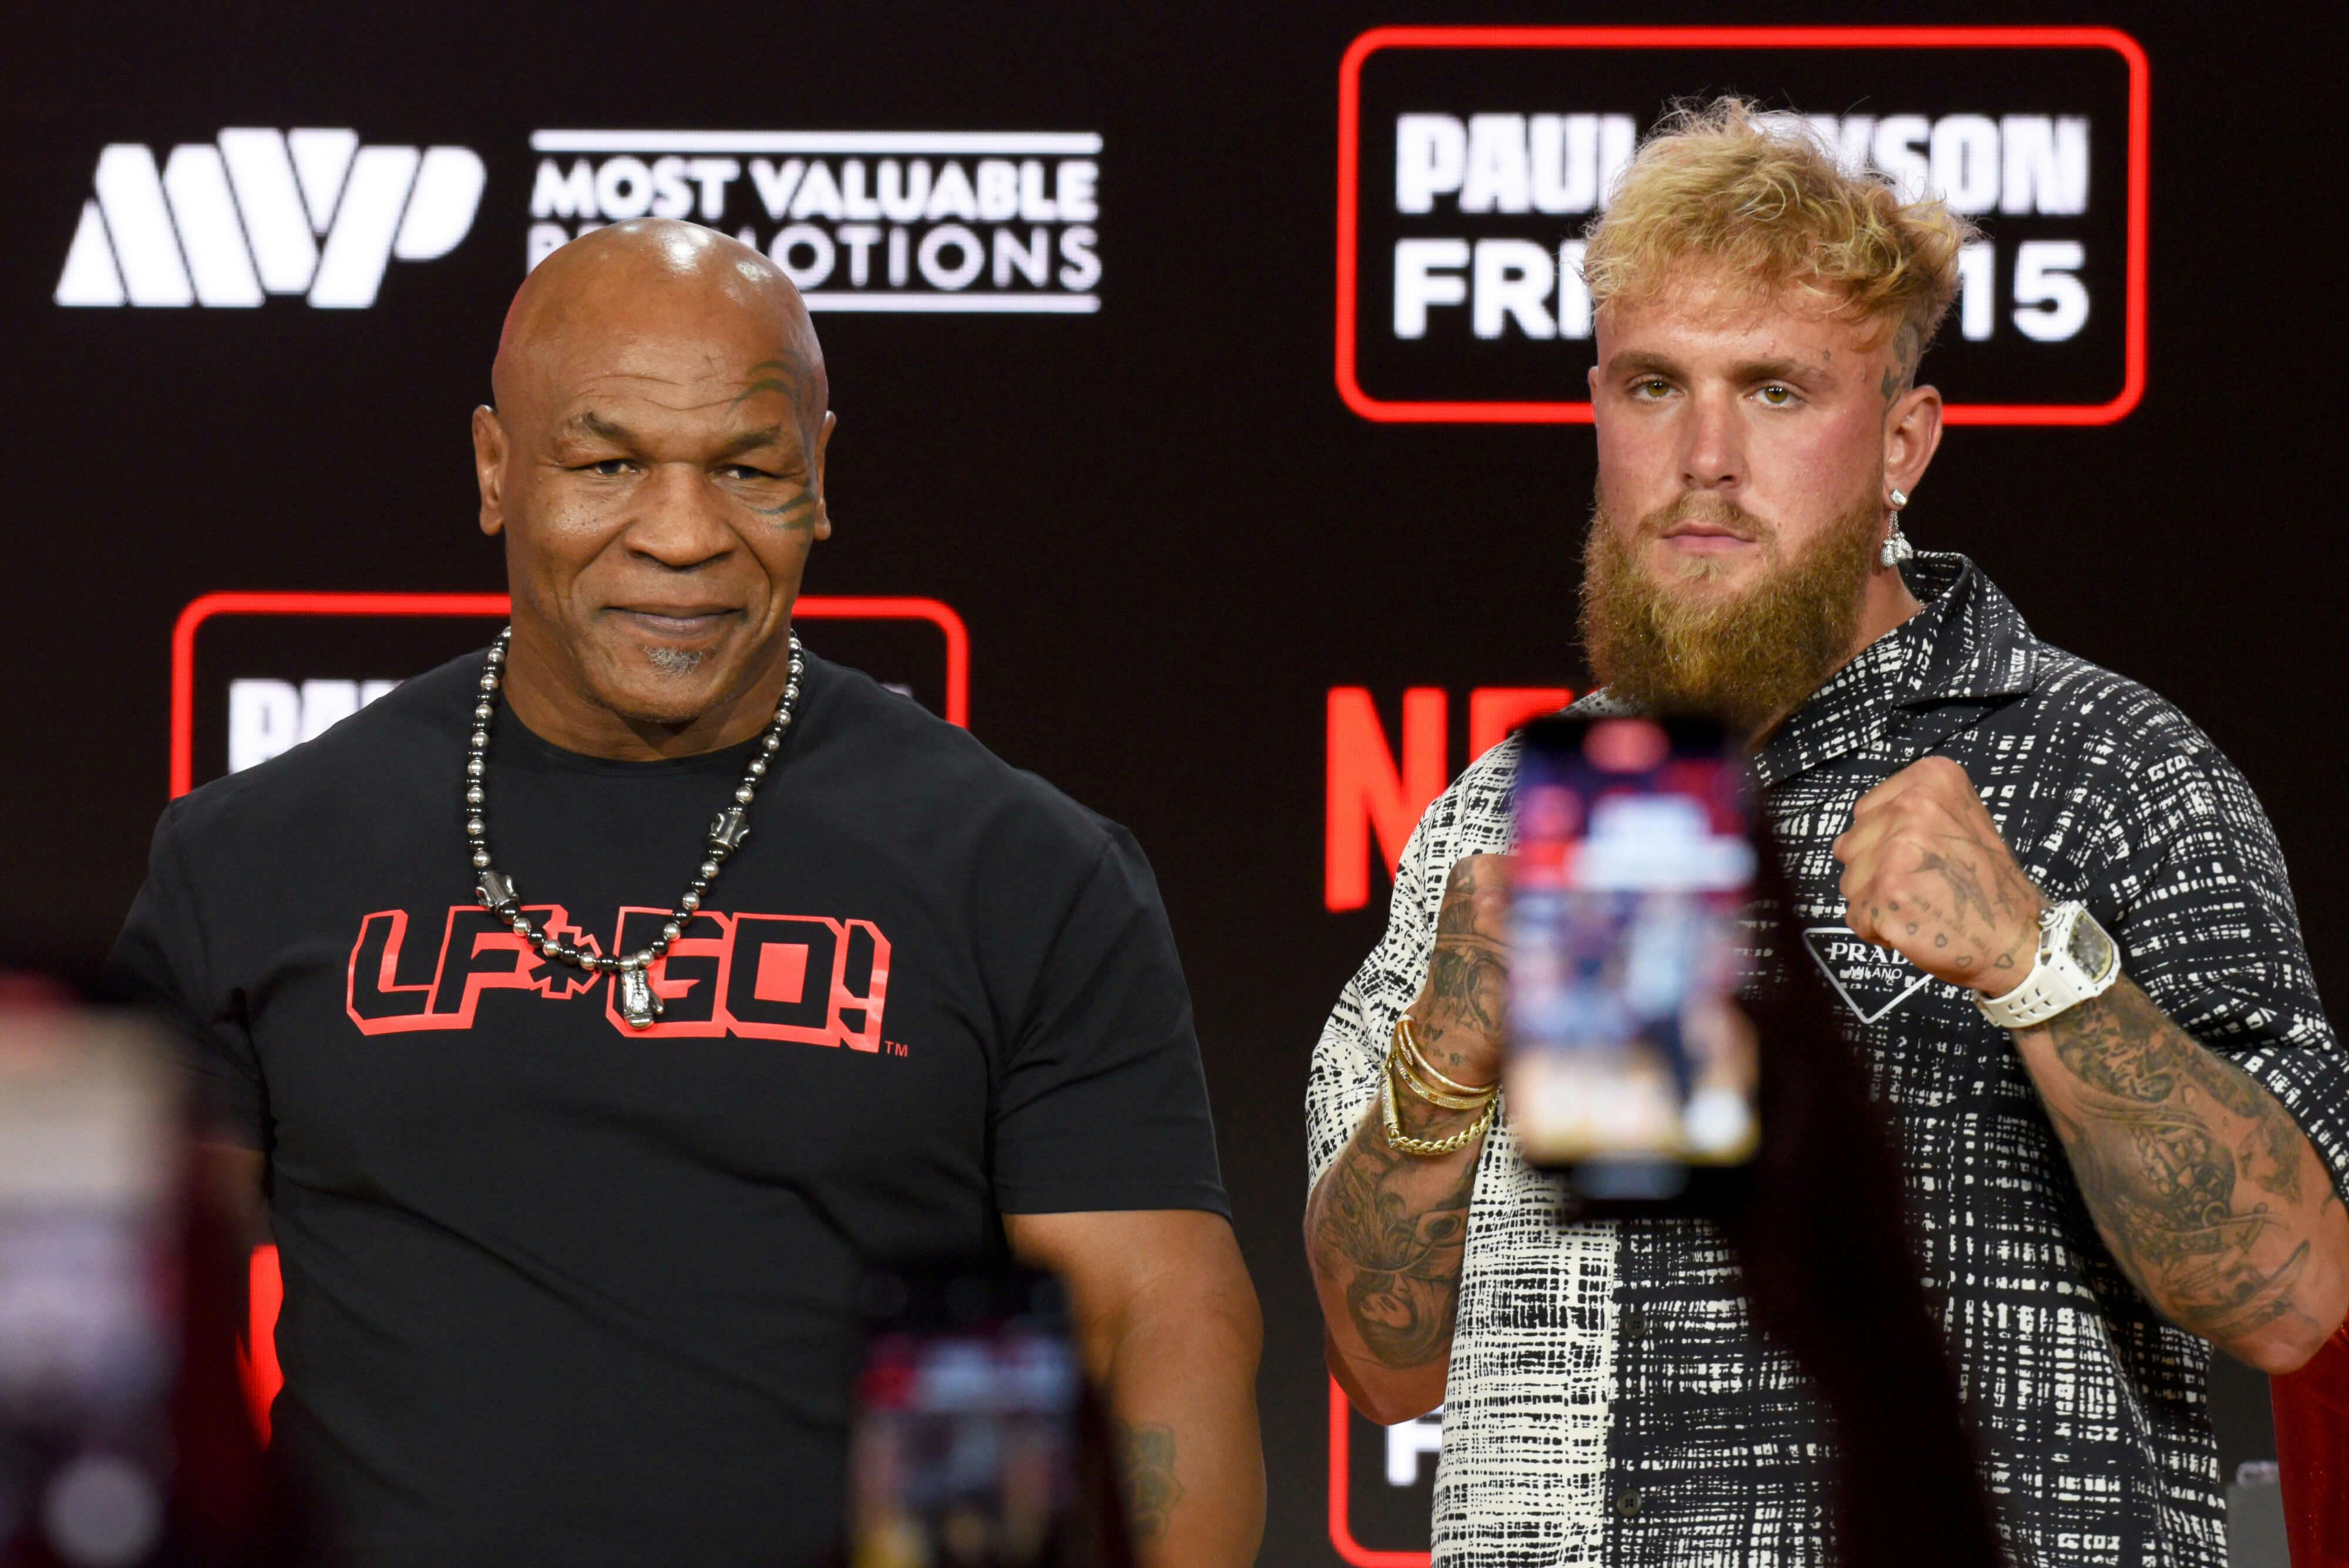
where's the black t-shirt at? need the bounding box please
[107,648,1226,1568]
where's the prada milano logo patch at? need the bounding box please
[1803,926,1934,1025]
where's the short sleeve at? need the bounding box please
[1305,729,1532,1193]
[1305,813,1434,1192]
[105,801,268,1149]
[988,826,1227,1217]
[2097,742,2349,1202]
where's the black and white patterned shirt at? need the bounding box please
[1306,553,2349,1567]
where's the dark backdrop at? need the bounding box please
[5,4,2334,1563]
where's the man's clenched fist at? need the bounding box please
[1407,854,1510,1090]
[1830,756,2045,995]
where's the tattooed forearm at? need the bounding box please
[1114,1421,1183,1540]
[1423,941,1505,1040]
[1308,1099,1483,1369]
[1314,853,1507,1394]
[2021,978,2344,1354]
[1424,860,1509,1048]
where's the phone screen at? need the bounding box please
[0,1010,181,1568]
[847,1267,1086,1568]
[1505,716,1759,1190]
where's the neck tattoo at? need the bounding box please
[463,626,806,1028]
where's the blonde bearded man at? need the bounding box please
[1305,99,2349,1566]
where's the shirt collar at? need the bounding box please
[1752,551,2040,788]
[1891,551,2040,711]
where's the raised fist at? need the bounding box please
[1831,756,2044,994]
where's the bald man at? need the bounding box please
[109,220,1263,1568]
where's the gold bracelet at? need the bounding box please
[1396,1015,1494,1099]
[1392,1016,1496,1108]
[1389,1051,1490,1113]
[1382,1065,1496,1158]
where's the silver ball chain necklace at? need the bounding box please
[463,626,806,1030]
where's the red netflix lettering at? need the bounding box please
[1468,687,1573,762]
[1324,688,1446,913]
[1323,685,1574,911]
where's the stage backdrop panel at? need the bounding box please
[6,4,2327,1563]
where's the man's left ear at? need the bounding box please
[472,405,509,539]
[1886,381,1945,501]
[813,410,836,541]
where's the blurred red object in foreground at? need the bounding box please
[2273,1320,2349,1567]
[241,1244,287,1442]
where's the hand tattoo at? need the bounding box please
[1912,846,2000,928]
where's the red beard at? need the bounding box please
[1577,488,1884,739]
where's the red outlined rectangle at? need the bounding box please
[1328,1376,1429,1567]
[169,590,971,797]
[197,590,959,1436]
[1336,25,2150,426]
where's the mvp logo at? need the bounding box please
[1802,926,1933,1025]
[346,904,891,1047]
[57,130,484,308]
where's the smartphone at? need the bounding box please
[0,1005,181,1568]
[1505,715,1760,1196]
[847,1263,1120,1568]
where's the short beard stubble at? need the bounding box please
[1577,489,1884,739]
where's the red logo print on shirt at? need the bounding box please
[344,904,892,1048]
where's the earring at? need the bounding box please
[1880,489,1914,568]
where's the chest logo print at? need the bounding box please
[1801,926,1933,1026]
[344,904,891,1048]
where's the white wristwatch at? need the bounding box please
[1975,901,2122,1031]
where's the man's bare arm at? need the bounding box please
[1005,1209,1263,1567]
[200,1142,270,1251]
[1305,1095,1485,1422]
[1305,854,1506,1424]
[2015,979,2349,1372]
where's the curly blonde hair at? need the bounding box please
[1583,97,1976,374]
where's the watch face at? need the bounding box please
[2065,912,2115,979]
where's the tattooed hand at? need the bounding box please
[1408,854,1512,1088]
[1832,756,2045,994]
